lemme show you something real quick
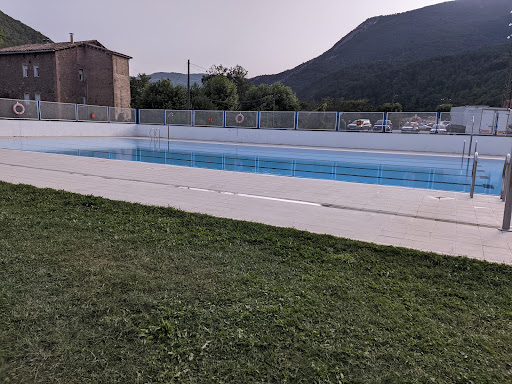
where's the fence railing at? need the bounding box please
[0,97,136,123]
[1,97,511,135]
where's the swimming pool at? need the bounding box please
[0,137,503,195]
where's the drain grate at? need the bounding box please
[481,184,494,189]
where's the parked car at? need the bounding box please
[400,122,420,133]
[347,119,372,131]
[419,123,433,132]
[430,122,450,134]
[430,127,447,134]
[372,119,393,132]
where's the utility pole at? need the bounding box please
[187,59,191,110]
[505,11,512,108]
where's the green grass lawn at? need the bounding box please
[0,181,511,383]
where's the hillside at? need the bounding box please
[253,0,511,100]
[309,44,510,110]
[149,72,206,87]
[0,10,51,48]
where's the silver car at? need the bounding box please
[400,122,420,133]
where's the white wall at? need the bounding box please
[1,119,511,156]
[0,119,137,137]
[137,124,512,157]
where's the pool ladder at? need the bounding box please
[469,152,479,198]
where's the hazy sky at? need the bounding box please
[1,0,449,77]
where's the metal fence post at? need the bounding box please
[164,109,167,126]
[192,110,195,126]
[495,112,499,136]
[294,111,298,130]
[107,106,110,123]
[383,112,387,133]
[75,104,78,122]
[257,111,260,129]
[502,157,512,230]
[37,101,41,120]
[335,112,340,131]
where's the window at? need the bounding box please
[35,93,41,102]
[22,65,28,77]
[33,66,39,77]
[24,93,30,101]
[79,69,84,81]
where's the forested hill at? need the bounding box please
[309,44,510,111]
[0,10,51,48]
[253,0,511,99]
[148,72,206,87]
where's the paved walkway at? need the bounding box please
[1,146,511,265]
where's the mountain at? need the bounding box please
[148,72,206,87]
[253,0,512,100]
[0,10,52,48]
[309,44,510,110]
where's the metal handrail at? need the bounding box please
[469,152,478,198]
[501,153,511,200]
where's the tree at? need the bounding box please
[435,104,452,112]
[379,102,403,112]
[130,73,151,109]
[202,75,239,110]
[139,79,187,110]
[203,64,253,100]
[242,83,300,111]
[190,84,216,110]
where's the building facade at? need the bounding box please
[0,40,131,108]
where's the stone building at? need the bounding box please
[0,38,131,108]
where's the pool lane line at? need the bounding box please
[0,160,498,230]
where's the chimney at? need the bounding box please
[69,33,74,43]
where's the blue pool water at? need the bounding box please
[0,137,503,195]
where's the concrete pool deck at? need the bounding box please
[1,145,511,265]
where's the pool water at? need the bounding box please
[0,137,503,195]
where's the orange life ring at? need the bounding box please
[13,102,25,115]
[208,117,213,123]
[235,113,245,124]
[90,113,96,119]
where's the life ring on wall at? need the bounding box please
[90,113,96,119]
[13,102,25,115]
[235,113,245,124]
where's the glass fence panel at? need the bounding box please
[0,98,38,120]
[140,109,165,125]
[110,107,136,123]
[259,111,295,129]
[338,112,385,132]
[297,112,337,131]
[77,104,108,122]
[40,101,77,121]
[387,112,437,134]
[225,111,258,128]
[439,110,485,135]
[194,110,224,127]
[166,110,192,126]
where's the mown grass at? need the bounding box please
[0,181,511,383]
